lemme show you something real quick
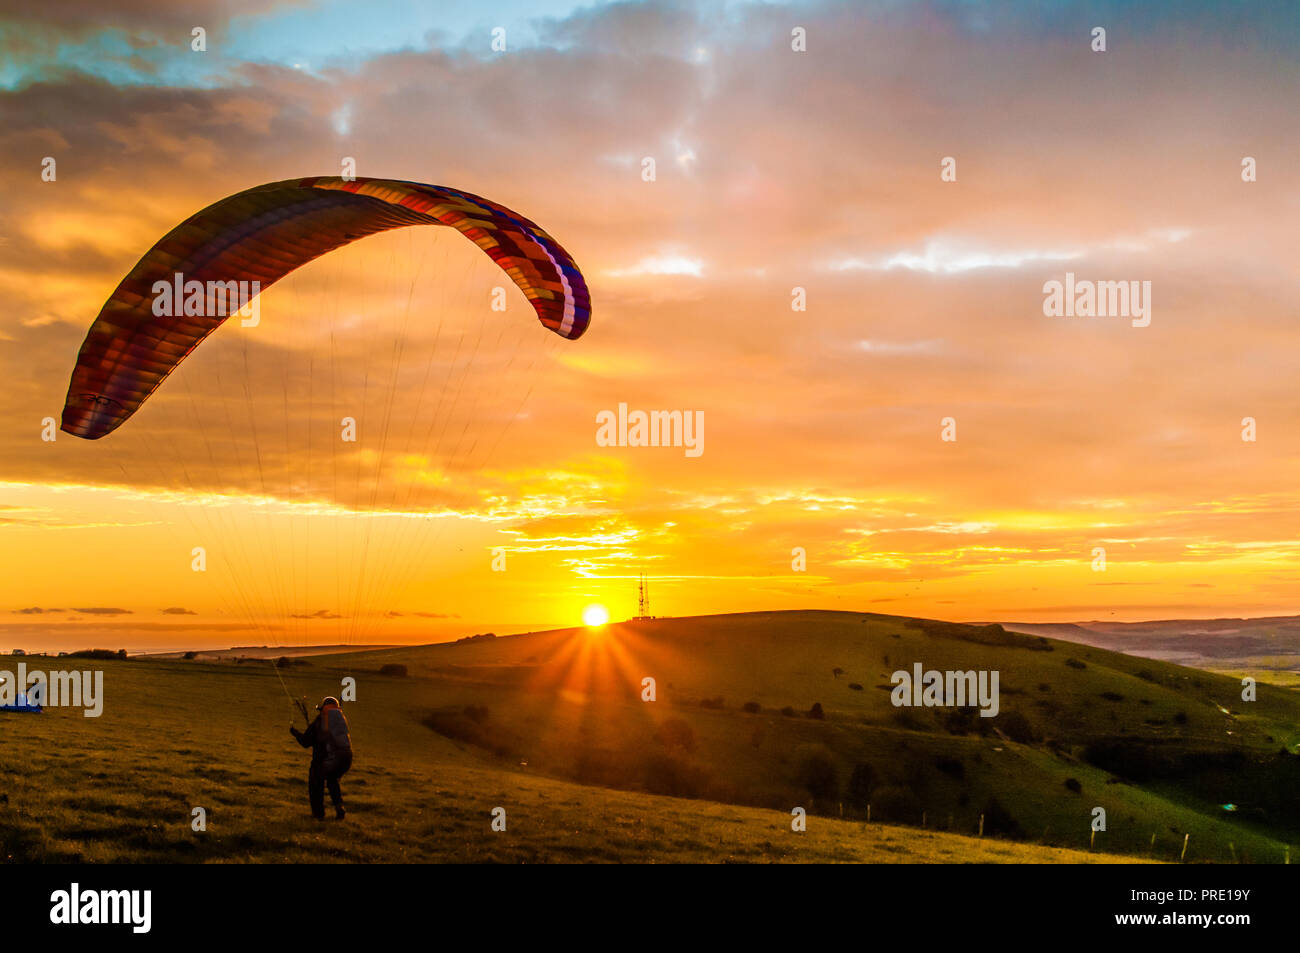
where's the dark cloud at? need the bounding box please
[0,0,304,78]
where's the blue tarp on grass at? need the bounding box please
[0,691,42,713]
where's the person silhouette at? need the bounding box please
[290,696,353,820]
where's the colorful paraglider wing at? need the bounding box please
[61,177,591,439]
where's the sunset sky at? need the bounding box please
[3,0,1300,652]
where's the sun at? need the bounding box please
[582,604,610,627]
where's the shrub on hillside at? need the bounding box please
[848,683,863,691]
[870,785,915,822]
[902,620,1049,651]
[1082,740,1171,782]
[700,696,725,710]
[942,706,991,736]
[422,709,511,759]
[846,762,878,811]
[742,701,761,714]
[798,752,838,804]
[1065,658,1087,670]
[998,710,1038,744]
[892,707,928,731]
[807,702,825,720]
[573,748,627,787]
[379,663,408,677]
[934,756,965,780]
[780,706,796,717]
[69,649,126,660]
[656,716,696,752]
[981,796,1022,837]
[1082,740,1252,784]
[643,752,709,798]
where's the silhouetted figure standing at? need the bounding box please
[290,696,352,820]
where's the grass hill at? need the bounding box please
[1,610,1294,863]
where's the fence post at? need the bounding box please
[979,814,984,837]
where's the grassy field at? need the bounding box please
[2,610,1295,863]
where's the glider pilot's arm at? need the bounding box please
[290,719,318,747]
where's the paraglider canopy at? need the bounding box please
[61,176,591,440]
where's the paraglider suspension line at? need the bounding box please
[270,658,309,725]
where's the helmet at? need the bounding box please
[317,696,340,710]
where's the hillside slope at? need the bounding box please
[318,610,1299,862]
[1002,617,1300,687]
[0,651,1139,863]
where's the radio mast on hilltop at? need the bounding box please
[634,571,653,621]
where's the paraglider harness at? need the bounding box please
[316,700,350,756]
